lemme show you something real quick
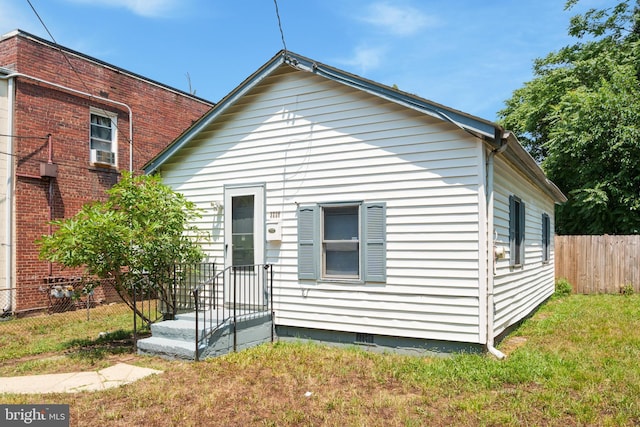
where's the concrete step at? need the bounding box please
[137,336,202,360]
[138,311,273,360]
[176,309,227,324]
[150,319,209,341]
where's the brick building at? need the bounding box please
[0,30,214,314]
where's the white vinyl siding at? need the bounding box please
[158,67,486,343]
[492,156,556,337]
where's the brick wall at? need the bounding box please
[0,32,213,312]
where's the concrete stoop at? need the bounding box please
[137,310,273,360]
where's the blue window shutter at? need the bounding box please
[363,202,386,282]
[519,200,526,265]
[297,205,318,280]
[509,195,516,266]
[542,213,550,262]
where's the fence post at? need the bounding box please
[269,264,274,343]
[132,279,137,352]
[194,286,200,362]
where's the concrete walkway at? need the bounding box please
[0,363,163,394]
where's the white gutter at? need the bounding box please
[0,72,134,172]
[2,76,15,313]
[484,129,509,360]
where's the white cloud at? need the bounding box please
[339,45,387,74]
[359,2,435,37]
[65,0,183,18]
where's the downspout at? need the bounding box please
[0,72,134,172]
[485,127,509,360]
[47,134,54,277]
[3,76,15,313]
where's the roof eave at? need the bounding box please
[286,53,499,141]
[501,134,567,203]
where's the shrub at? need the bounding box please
[554,278,572,298]
[620,284,634,296]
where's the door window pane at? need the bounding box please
[232,195,254,266]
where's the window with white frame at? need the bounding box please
[542,213,551,263]
[509,195,525,266]
[90,111,116,166]
[298,202,386,282]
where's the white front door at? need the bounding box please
[224,185,265,269]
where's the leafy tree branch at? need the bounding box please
[38,172,209,323]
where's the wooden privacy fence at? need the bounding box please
[555,235,640,294]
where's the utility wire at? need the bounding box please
[0,134,48,140]
[273,0,288,54]
[26,0,133,148]
[27,1,87,95]
[0,146,125,175]
[27,0,98,105]
[24,1,203,173]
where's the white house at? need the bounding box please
[143,51,566,357]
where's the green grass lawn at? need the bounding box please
[0,303,154,375]
[1,294,639,426]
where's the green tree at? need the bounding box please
[38,172,208,323]
[499,0,640,234]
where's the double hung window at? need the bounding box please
[323,206,360,278]
[298,202,386,282]
[90,111,116,166]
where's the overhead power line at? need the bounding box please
[0,134,48,140]
[273,0,288,54]
[26,0,95,100]
[25,0,134,170]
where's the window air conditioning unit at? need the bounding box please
[90,149,115,166]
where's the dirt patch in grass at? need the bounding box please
[0,336,172,377]
[499,336,528,356]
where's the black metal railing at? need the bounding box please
[192,264,273,361]
[132,263,216,350]
[162,263,216,319]
[131,276,160,348]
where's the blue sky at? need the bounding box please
[1,0,605,121]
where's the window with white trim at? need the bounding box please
[90,111,116,166]
[298,202,386,282]
[509,195,525,266]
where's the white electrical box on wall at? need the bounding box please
[266,222,282,242]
